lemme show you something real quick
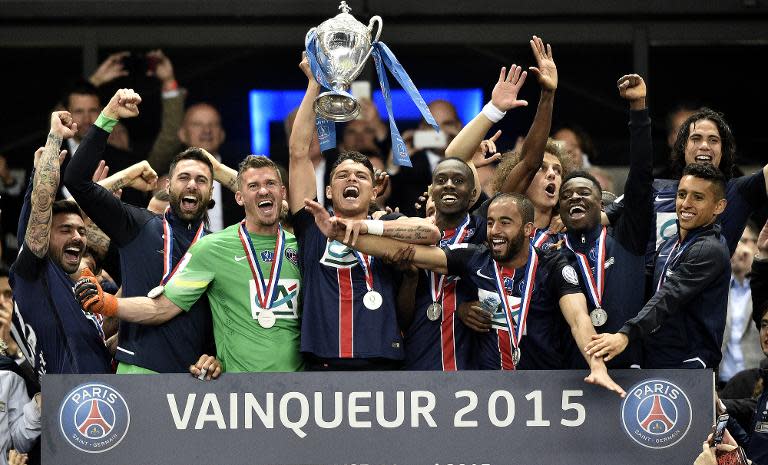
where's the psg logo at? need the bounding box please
[59,383,130,453]
[621,379,692,449]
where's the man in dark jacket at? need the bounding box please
[586,163,730,369]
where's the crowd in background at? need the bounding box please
[1,36,767,465]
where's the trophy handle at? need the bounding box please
[305,27,317,48]
[346,15,383,81]
[368,15,383,44]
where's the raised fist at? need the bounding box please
[103,88,142,120]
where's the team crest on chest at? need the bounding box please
[284,247,299,265]
[319,240,359,268]
[562,265,579,285]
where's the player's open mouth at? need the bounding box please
[695,154,713,163]
[679,210,695,221]
[490,237,507,253]
[441,193,458,205]
[545,183,557,197]
[569,204,587,220]
[343,186,360,200]
[258,199,274,214]
[63,245,83,263]
[181,195,199,211]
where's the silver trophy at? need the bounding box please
[305,1,382,122]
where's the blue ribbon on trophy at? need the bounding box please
[305,32,340,153]
[304,1,438,166]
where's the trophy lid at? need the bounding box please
[317,1,370,36]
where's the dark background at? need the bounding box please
[1,0,767,173]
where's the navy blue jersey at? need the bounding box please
[10,175,110,375]
[560,109,654,368]
[404,213,486,370]
[609,170,766,262]
[559,228,646,368]
[62,124,214,373]
[621,223,730,369]
[445,244,582,370]
[294,208,404,360]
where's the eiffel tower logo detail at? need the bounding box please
[77,399,113,437]
[639,395,674,433]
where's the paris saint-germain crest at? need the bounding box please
[621,379,692,449]
[59,383,130,453]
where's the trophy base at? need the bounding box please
[314,91,360,122]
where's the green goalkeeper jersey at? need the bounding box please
[164,223,303,372]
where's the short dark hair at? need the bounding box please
[489,193,534,225]
[236,155,283,188]
[152,189,170,202]
[671,108,736,180]
[52,199,84,219]
[329,151,375,179]
[62,80,100,109]
[562,170,603,197]
[433,157,476,192]
[168,148,215,183]
[681,162,726,200]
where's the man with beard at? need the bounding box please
[586,163,730,369]
[63,88,230,376]
[446,35,565,251]
[10,111,111,374]
[607,106,768,260]
[76,156,303,372]
[290,55,440,370]
[304,194,624,396]
[557,74,654,369]
[398,157,487,370]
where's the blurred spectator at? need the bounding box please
[0,155,26,264]
[721,222,764,385]
[587,166,616,194]
[340,98,390,158]
[725,219,768,465]
[177,103,240,230]
[553,124,596,169]
[666,101,701,151]
[59,50,184,207]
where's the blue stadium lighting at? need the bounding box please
[248,88,483,156]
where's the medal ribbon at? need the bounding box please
[656,230,703,291]
[428,214,472,303]
[161,207,205,285]
[238,221,286,309]
[563,226,607,309]
[493,243,539,353]
[351,250,376,292]
[531,228,550,248]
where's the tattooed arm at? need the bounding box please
[199,149,238,193]
[24,112,77,258]
[84,219,111,260]
[97,160,158,194]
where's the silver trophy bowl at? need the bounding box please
[306,1,382,122]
